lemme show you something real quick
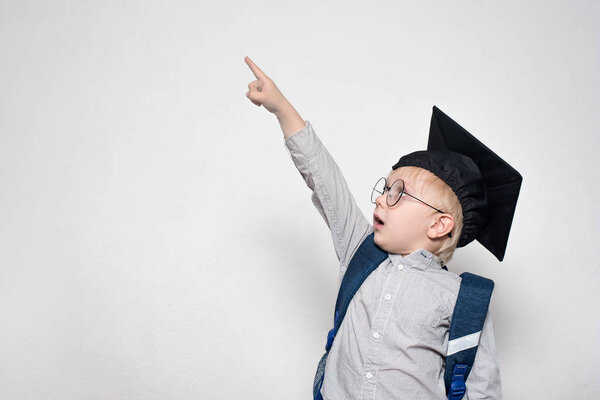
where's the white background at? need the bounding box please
[1,1,598,399]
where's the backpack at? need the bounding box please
[313,232,494,400]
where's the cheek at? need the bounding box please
[387,208,428,235]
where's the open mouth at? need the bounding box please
[374,215,384,226]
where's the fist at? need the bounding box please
[244,56,289,115]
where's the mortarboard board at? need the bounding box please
[392,106,522,261]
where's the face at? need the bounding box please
[372,167,438,255]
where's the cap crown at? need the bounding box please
[392,106,522,261]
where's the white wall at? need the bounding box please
[1,1,598,398]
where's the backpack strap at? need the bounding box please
[444,272,495,400]
[327,231,388,351]
[313,231,387,400]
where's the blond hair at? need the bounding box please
[394,166,464,265]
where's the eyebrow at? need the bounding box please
[387,175,415,192]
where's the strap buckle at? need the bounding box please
[325,310,340,351]
[325,327,336,351]
[448,364,468,400]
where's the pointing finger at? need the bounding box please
[244,56,266,80]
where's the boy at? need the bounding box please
[244,56,520,399]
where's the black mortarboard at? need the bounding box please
[392,106,522,261]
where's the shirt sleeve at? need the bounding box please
[464,312,502,399]
[283,120,372,274]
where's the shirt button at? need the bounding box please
[384,294,391,301]
[398,264,404,271]
[366,372,373,379]
[372,332,380,339]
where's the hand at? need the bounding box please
[244,56,290,115]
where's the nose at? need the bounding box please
[375,192,387,209]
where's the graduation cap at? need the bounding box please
[392,106,522,261]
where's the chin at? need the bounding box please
[373,232,389,251]
[374,231,408,255]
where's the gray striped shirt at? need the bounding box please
[284,121,501,399]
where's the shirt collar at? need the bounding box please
[388,248,443,270]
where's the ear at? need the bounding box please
[427,213,455,240]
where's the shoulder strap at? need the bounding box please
[444,272,495,400]
[314,232,387,400]
[325,231,387,351]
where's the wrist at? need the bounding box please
[275,102,305,139]
[274,100,295,120]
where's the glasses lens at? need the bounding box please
[387,179,404,206]
[371,177,386,204]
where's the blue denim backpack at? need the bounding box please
[313,232,494,400]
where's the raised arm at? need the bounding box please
[283,121,372,271]
[244,56,372,272]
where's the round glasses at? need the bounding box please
[371,177,446,213]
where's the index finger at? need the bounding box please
[244,56,266,79]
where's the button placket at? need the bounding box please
[360,259,407,399]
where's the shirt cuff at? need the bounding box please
[284,120,321,161]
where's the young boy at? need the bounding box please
[244,56,520,399]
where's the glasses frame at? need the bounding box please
[371,177,452,239]
[371,177,446,213]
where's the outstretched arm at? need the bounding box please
[244,56,372,273]
[283,122,372,272]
